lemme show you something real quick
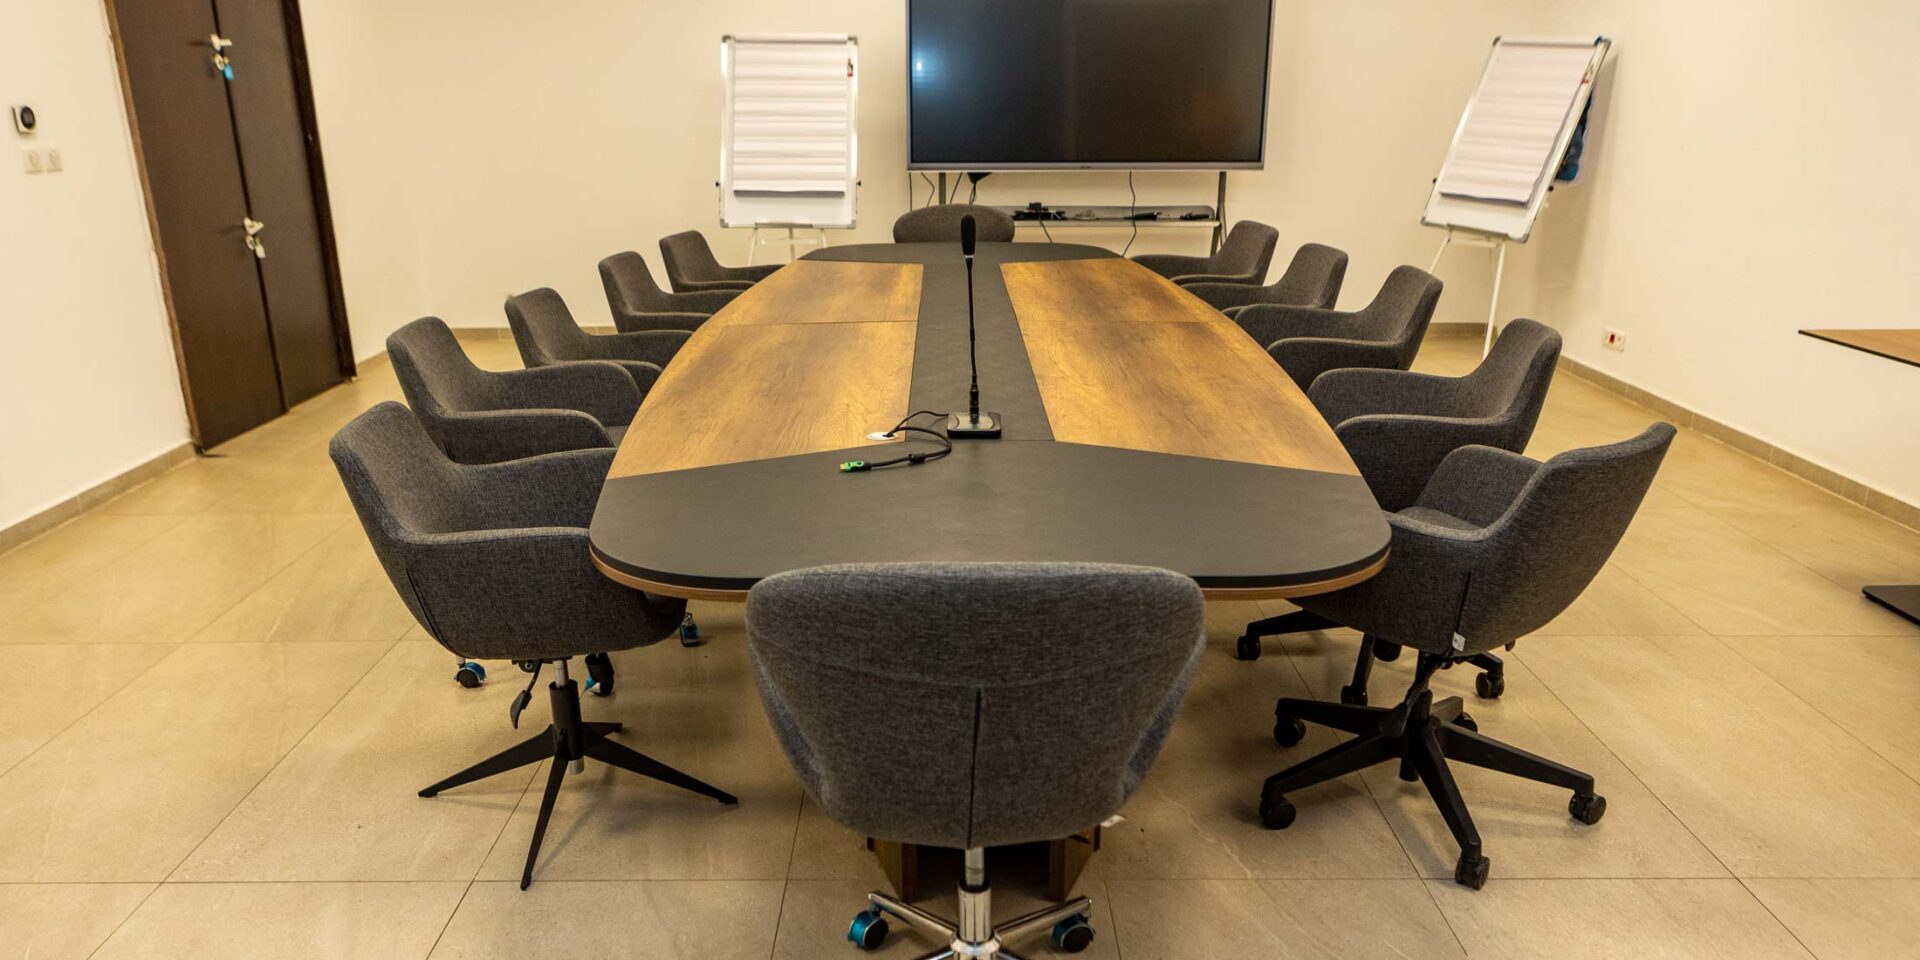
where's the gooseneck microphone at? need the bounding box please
[947,214,1003,439]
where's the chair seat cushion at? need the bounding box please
[607,425,627,447]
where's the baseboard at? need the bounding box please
[1554,354,1920,533]
[0,442,198,556]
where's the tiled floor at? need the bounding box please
[2,334,1917,959]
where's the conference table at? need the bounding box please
[588,241,1391,897]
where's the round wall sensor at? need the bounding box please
[11,105,37,135]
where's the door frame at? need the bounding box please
[99,0,355,448]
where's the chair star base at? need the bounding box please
[850,847,1095,958]
[1258,653,1604,889]
[416,662,737,889]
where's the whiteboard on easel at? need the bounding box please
[719,34,859,230]
[1422,36,1609,242]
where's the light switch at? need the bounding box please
[44,147,61,172]
[23,148,42,174]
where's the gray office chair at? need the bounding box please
[1131,220,1280,286]
[1258,424,1676,890]
[1238,265,1442,390]
[1184,242,1349,314]
[891,203,1017,243]
[387,317,639,465]
[658,230,781,293]
[505,287,688,394]
[598,251,740,333]
[1236,319,1564,701]
[330,402,735,890]
[747,562,1206,958]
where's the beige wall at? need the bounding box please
[0,0,189,529]
[1516,0,1920,506]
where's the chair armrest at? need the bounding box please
[1169,272,1259,287]
[1184,282,1273,311]
[1336,415,1515,513]
[596,330,689,368]
[614,311,710,335]
[435,409,614,465]
[405,528,673,660]
[720,263,782,283]
[465,447,615,528]
[673,278,756,293]
[1415,445,1543,529]
[1131,253,1212,280]
[1233,304,1351,349]
[488,362,642,427]
[669,288,742,315]
[1309,368,1470,425]
[1268,338,1404,391]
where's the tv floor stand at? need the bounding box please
[933,171,1230,254]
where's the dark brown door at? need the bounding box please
[113,0,286,447]
[216,0,348,405]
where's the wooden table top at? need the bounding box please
[1799,329,1920,368]
[591,242,1388,601]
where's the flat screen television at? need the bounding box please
[906,0,1275,170]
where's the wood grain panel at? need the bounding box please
[610,262,921,477]
[709,260,923,328]
[1800,329,1920,368]
[1005,261,1359,476]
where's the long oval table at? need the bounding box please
[590,241,1390,600]
[588,240,1390,899]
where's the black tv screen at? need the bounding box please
[907,0,1275,169]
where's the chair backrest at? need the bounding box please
[1269,242,1349,309]
[658,230,726,290]
[505,287,590,369]
[746,562,1206,849]
[1355,265,1443,362]
[387,317,490,432]
[598,251,672,317]
[1213,220,1280,280]
[1463,423,1676,644]
[891,204,1017,244]
[1454,318,1562,435]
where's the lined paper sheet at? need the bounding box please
[729,41,852,194]
[1436,40,1596,205]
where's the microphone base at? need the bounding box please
[946,411,1003,439]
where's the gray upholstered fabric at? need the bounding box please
[1238,265,1443,390]
[1131,220,1280,286]
[505,287,688,393]
[330,402,685,661]
[1185,242,1349,313]
[387,317,639,465]
[746,562,1205,850]
[890,204,1018,244]
[1309,318,1562,511]
[1296,424,1676,657]
[658,230,781,293]
[598,251,740,333]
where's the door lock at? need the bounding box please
[209,34,235,81]
[242,217,266,259]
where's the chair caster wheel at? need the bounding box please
[583,652,614,697]
[1373,641,1402,662]
[1454,853,1491,890]
[1273,716,1305,747]
[1259,794,1297,830]
[1338,684,1367,705]
[1235,634,1262,661]
[1569,792,1607,825]
[847,909,888,950]
[1451,712,1479,733]
[1052,915,1095,953]
[454,662,486,688]
[678,613,702,647]
[1475,671,1506,699]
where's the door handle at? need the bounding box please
[209,34,235,81]
[242,217,266,259]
